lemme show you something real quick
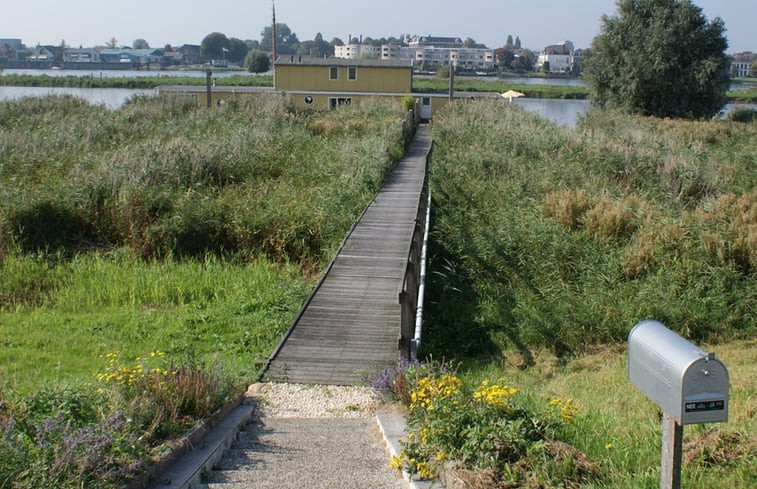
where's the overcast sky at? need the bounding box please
[4,0,754,53]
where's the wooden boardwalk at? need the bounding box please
[262,126,431,385]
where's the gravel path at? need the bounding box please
[251,382,385,418]
[204,383,407,489]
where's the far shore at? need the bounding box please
[1,70,756,101]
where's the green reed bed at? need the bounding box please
[0,94,408,386]
[413,77,591,99]
[424,100,756,357]
[0,73,273,89]
[403,100,756,487]
[0,94,408,487]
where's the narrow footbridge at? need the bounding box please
[261,125,432,385]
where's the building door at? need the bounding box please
[420,97,432,121]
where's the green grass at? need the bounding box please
[457,341,756,488]
[0,73,272,89]
[0,252,309,392]
[414,97,755,488]
[414,76,591,99]
[0,94,410,392]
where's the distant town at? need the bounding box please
[1,31,755,77]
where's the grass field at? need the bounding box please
[0,94,409,392]
[1,90,754,487]
[457,340,756,487]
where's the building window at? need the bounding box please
[348,67,357,80]
[329,66,338,80]
[328,97,352,110]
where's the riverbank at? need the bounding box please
[2,71,756,101]
[0,72,272,89]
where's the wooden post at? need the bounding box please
[205,69,212,108]
[660,413,683,489]
[448,64,454,101]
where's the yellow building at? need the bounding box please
[158,57,496,120]
[272,56,475,120]
[274,56,412,110]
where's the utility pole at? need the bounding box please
[272,0,277,88]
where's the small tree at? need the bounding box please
[585,0,730,119]
[244,49,270,73]
[750,61,757,77]
[133,39,150,49]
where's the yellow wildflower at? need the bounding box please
[416,461,434,479]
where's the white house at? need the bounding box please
[731,52,756,77]
[537,41,575,72]
[334,43,381,59]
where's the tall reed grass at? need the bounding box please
[425,100,756,357]
[0,93,409,387]
[0,94,406,266]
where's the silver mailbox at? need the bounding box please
[628,320,728,425]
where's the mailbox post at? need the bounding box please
[628,320,729,489]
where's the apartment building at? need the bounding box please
[731,52,756,77]
[334,35,495,72]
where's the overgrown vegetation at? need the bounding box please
[379,358,599,487]
[0,94,409,486]
[414,97,755,487]
[424,100,756,359]
[0,94,405,265]
[0,73,272,89]
[0,353,240,488]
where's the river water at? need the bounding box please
[0,85,155,109]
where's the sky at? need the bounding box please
[3,0,754,54]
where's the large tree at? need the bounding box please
[133,38,150,49]
[201,32,230,61]
[226,37,249,63]
[585,0,730,119]
[260,23,299,55]
[297,33,333,58]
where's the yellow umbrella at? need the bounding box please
[501,90,525,102]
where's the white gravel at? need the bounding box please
[246,382,385,418]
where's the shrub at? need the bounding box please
[7,199,93,253]
[387,358,598,486]
[0,351,240,487]
[0,387,146,488]
[543,189,592,229]
[727,107,757,123]
[401,95,416,112]
[97,351,238,442]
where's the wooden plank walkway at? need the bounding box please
[262,126,431,385]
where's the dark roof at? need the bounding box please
[275,56,413,68]
[413,36,463,46]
